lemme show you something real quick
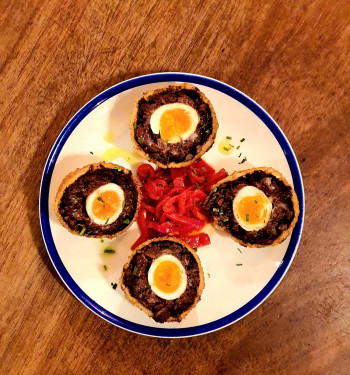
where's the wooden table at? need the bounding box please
[1,0,349,373]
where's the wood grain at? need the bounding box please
[1,0,349,374]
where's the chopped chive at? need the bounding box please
[123,218,130,225]
[229,144,234,148]
[111,283,118,289]
[205,129,211,134]
[201,167,206,172]
[223,147,229,151]
[122,201,125,208]
[193,248,198,252]
[213,187,217,192]
[105,218,109,225]
[192,169,198,175]
[90,151,93,155]
[77,224,83,227]
[219,207,224,215]
[237,248,242,253]
[226,136,232,140]
[199,202,204,206]
[211,195,217,201]
[104,249,115,254]
[239,156,247,164]
[138,137,145,143]
[240,138,245,142]
[236,145,240,149]
[254,200,258,204]
[133,122,137,129]
[223,218,229,222]
[236,264,243,266]
[100,239,104,243]
[238,152,242,157]
[97,196,104,203]
[116,167,122,171]
[71,196,77,203]
[205,177,208,182]
[132,266,138,275]
[103,265,108,271]
[246,214,249,222]
[79,227,86,236]
[147,283,151,289]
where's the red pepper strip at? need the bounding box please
[131,209,149,249]
[192,159,216,175]
[191,189,207,203]
[148,221,178,235]
[191,205,208,221]
[137,164,155,183]
[144,179,168,200]
[178,190,192,215]
[173,175,186,188]
[162,195,180,214]
[189,169,206,184]
[141,201,156,214]
[181,233,211,248]
[165,213,205,230]
[206,169,228,191]
[159,213,168,223]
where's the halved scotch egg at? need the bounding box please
[54,163,140,238]
[130,83,218,168]
[205,168,300,247]
[120,237,205,323]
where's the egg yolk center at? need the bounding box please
[153,260,182,293]
[91,190,121,220]
[160,109,191,141]
[237,195,269,225]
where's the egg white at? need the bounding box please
[148,254,187,300]
[149,103,199,144]
[86,183,125,225]
[232,186,272,231]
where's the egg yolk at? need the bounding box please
[153,260,182,293]
[237,195,269,225]
[91,191,121,220]
[159,109,191,141]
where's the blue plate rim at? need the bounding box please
[39,72,305,338]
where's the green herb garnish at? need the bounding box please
[219,207,224,215]
[123,218,130,225]
[213,187,217,192]
[132,266,138,275]
[205,129,211,134]
[133,122,137,129]
[138,137,145,143]
[71,196,77,203]
[254,200,258,203]
[240,138,245,142]
[111,283,118,289]
[105,218,109,225]
[116,167,122,171]
[238,152,242,157]
[193,248,198,252]
[201,167,206,172]
[100,239,104,243]
[104,249,115,254]
[226,136,232,140]
[236,145,240,149]
[90,151,93,155]
[122,201,125,208]
[211,195,217,201]
[246,214,249,222]
[79,227,86,236]
[147,283,151,289]
[97,196,104,203]
[103,265,108,271]
[237,248,242,253]
[236,264,243,266]
[192,169,198,175]
[223,218,229,222]
[223,147,229,151]
[239,156,247,164]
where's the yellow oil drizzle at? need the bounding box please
[101,146,142,165]
[103,130,114,143]
[218,139,234,155]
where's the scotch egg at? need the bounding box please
[130,83,218,168]
[232,186,272,231]
[150,103,199,144]
[54,163,140,239]
[148,254,187,300]
[205,168,300,248]
[120,237,205,323]
[86,183,125,225]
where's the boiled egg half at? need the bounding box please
[148,254,187,300]
[150,103,199,143]
[233,186,272,231]
[86,183,125,225]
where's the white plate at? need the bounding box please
[40,73,304,338]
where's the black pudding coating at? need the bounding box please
[205,170,296,246]
[123,241,201,323]
[134,86,214,164]
[58,165,139,236]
